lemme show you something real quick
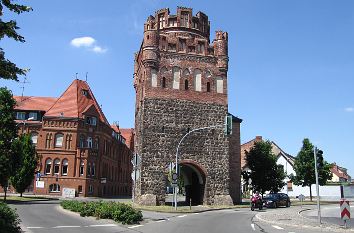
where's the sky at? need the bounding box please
[1,0,353,176]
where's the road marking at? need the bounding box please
[88,224,116,227]
[156,220,166,223]
[27,227,44,229]
[272,225,284,230]
[193,212,200,215]
[251,224,256,231]
[177,214,187,218]
[53,225,81,228]
[128,225,143,229]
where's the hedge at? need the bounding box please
[60,200,143,224]
[0,202,21,233]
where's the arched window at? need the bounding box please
[45,159,52,174]
[31,132,38,145]
[92,163,96,176]
[162,77,166,88]
[62,159,68,176]
[79,135,85,148]
[55,133,63,147]
[216,77,224,93]
[54,159,60,174]
[194,69,202,92]
[151,69,157,87]
[185,79,189,90]
[49,184,60,193]
[80,161,84,176]
[207,82,211,92]
[172,67,180,89]
[87,137,93,148]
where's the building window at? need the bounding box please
[180,11,189,27]
[80,161,84,176]
[87,163,91,177]
[49,184,60,193]
[151,69,157,87]
[172,67,180,90]
[88,185,93,194]
[87,137,93,148]
[92,163,96,176]
[62,159,68,176]
[78,185,83,194]
[82,89,89,97]
[29,112,38,120]
[216,78,223,94]
[185,80,189,90]
[196,42,205,54]
[54,159,60,174]
[55,133,63,147]
[86,116,97,126]
[168,43,176,52]
[79,135,85,148]
[162,77,166,88]
[194,69,202,92]
[193,21,198,29]
[169,18,176,27]
[30,132,38,145]
[158,14,165,28]
[207,82,211,92]
[45,159,52,175]
[16,112,26,120]
[188,46,195,53]
[178,39,186,52]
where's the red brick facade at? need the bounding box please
[9,79,133,197]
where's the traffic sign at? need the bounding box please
[340,199,351,221]
[131,169,140,182]
[172,173,178,181]
[131,153,141,168]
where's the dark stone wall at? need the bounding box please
[135,98,230,205]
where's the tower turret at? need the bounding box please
[213,31,228,72]
[142,16,159,68]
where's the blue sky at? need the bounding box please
[1,0,353,176]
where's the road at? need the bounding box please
[11,200,331,233]
[302,204,353,228]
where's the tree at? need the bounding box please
[290,138,333,201]
[245,140,286,195]
[0,0,32,81]
[10,134,38,197]
[0,87,18,201]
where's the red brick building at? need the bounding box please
[11,79,133,197]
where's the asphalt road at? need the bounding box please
[11,200,332,233]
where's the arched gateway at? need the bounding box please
[133,7,242,206]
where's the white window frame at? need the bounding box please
[45,159,52,175]
[31,132,38,145]
[55,134,64,147]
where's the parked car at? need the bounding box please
[263,193,291,208]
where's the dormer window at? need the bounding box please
[29,112,38,120]
[16,112,26,120]
[86,116,97,126]
[82,89,89,97]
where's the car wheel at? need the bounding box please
[286,201,290,207]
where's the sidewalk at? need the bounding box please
[256,205,353,232]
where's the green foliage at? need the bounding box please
[60,200,143,225]
[0,87,17,199]
[244,140,286,194]
[10,134,39,196]
[0,202,21,233]
[0,0,32,81]
[291,138,333,189]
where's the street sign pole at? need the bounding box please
[314,147,321,224]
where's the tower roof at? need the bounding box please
[44,79,109,124]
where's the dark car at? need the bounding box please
[263,193,291,208]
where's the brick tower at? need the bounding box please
[133,7,241,205]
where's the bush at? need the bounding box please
[0,202,21,233]
[60,200,143,224]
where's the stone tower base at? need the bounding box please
[212,195,233,206]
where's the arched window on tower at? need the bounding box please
[194,69,202,92]
[172,67,180,89]
[151,69,157,87]
[216,77,224,94]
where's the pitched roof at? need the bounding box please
[240,136,263,169]
[331,164,350,180]
[45,79,109,124]
[120,128,134,149]
[14,96,57,111]
[271,141,295,166]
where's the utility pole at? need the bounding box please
[314,146,321,224]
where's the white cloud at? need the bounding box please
[70,37,95,47]
[345,107,354,112]
[70,36,107,54]
[91,46,107,54]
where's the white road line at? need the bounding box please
[52,225,81,228]
[27,227,44,229]
[177,214,187,218]
[272,225,284,230]
[88,224,117,227]
[193,212,200,215]
[156,220,166,223]
[128,225,144,229]
[288,232,296,233]
[251,223,256,231]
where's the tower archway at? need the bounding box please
[179,160,206,205]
